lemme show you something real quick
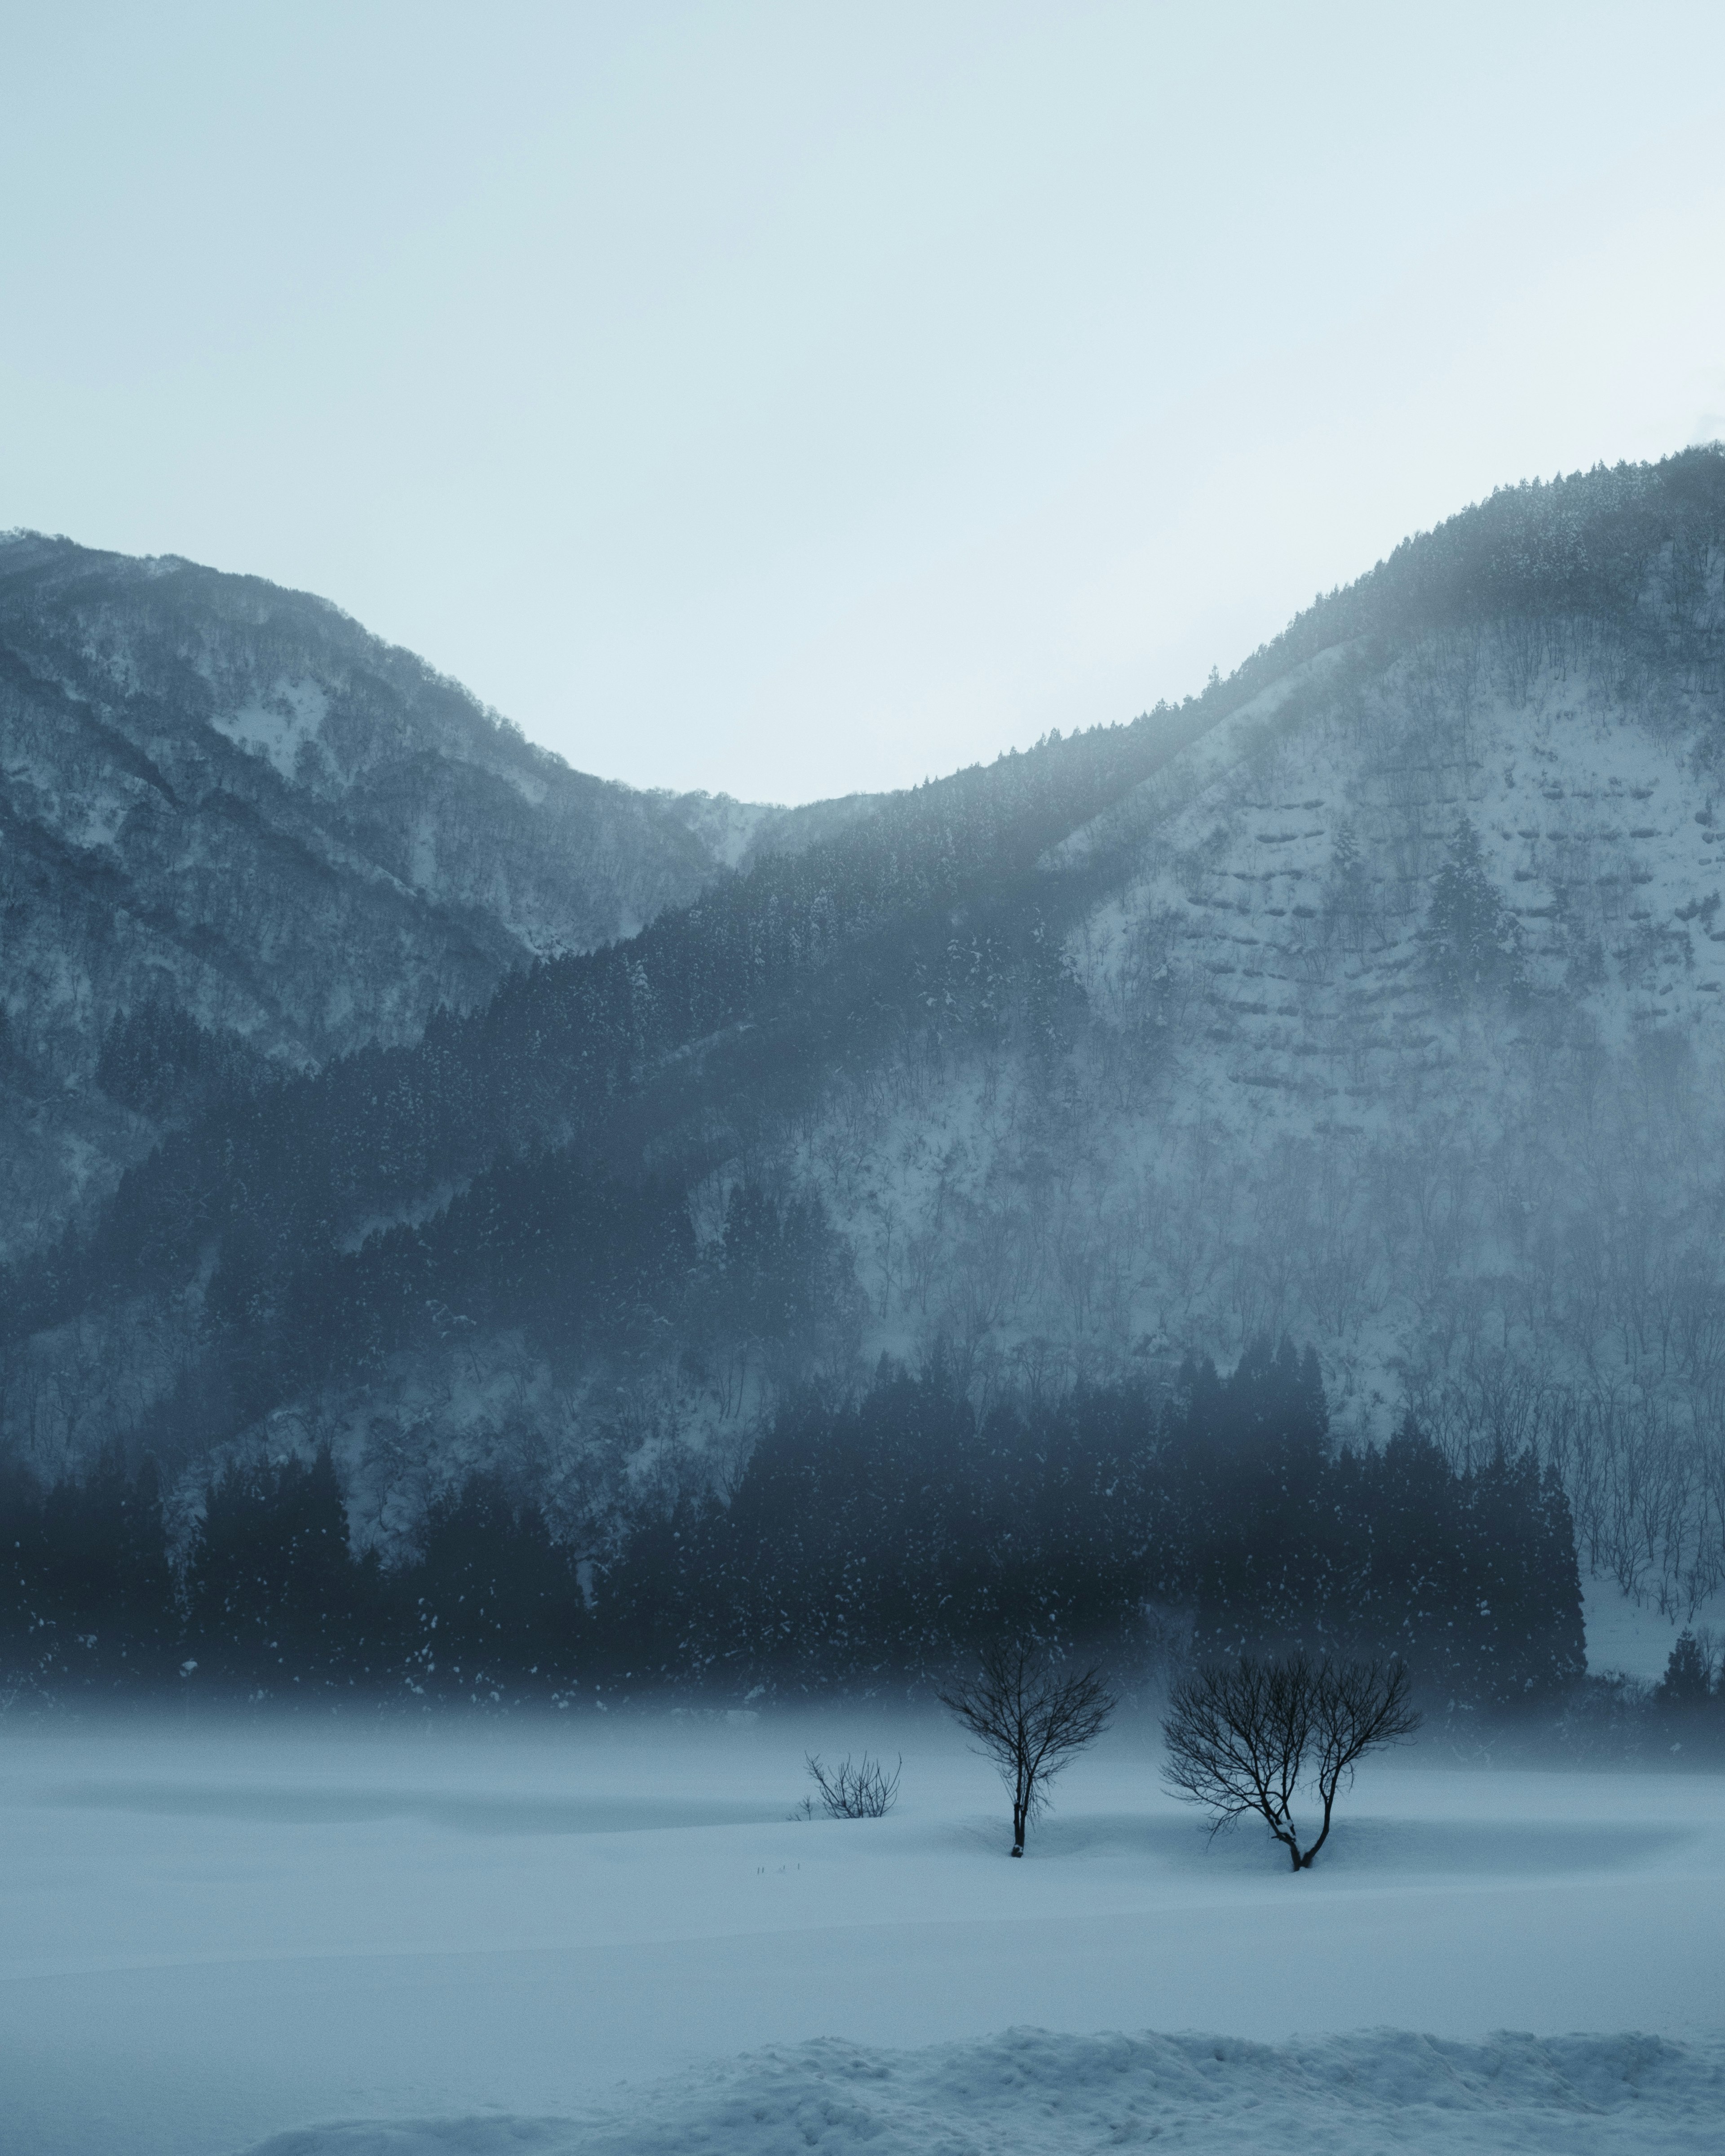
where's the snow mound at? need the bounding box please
[237,2025,1725,2155]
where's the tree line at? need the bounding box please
[0,1446,588,1702]
[607,1340,1586,1704]
[0,1342,1591,1711]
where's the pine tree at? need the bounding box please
[182,1445,358,1692]
[1325,820,1374,957]
[407,1472,588,1696]
[1656,1630,1716,1710]
[39,1448,176,1686]
[1421,820,1526,1003]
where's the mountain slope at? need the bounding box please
[787,455,1725,1617]
[2,682,1213,1492]
[6,452,1725,1621]
[0,535,866,1251]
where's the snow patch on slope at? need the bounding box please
[238,2026,1725,2156]
[665,789,890,874]
[1049,642,1358,872]
[212,678,330,782]
[669,791,780,871]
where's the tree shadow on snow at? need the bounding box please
[1024,1809,1695,1877]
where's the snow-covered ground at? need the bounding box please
[3,1710,1722,2154]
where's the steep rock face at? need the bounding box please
[0,535,857,1248]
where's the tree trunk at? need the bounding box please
[1297,1785,1338,1869]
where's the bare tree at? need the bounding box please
[1162,1654,1420,1871]
[804,1751,901,1819]
[1308,1659,1422,1852]
[940,1642,1117,1856]
[1161,1655,1312,1862]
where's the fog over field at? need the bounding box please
[3,1710,1723,2156]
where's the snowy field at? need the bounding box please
[3,1708,1722,2155]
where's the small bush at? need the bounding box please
[805,1750,901,1818]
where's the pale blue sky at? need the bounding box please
[4,3,1724,802]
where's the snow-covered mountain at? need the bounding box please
[6,454,1725,1621]
[767,462,1725,1621]
[0,534,870,1251]
[792,605,1725,1605]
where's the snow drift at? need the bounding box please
[239,2025,1725,2156]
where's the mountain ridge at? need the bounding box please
[0,531,875,1255]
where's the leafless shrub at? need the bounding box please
[804,1751,901,1819]
[939,1642,1117,1856]
[1162,1653,1420,1871]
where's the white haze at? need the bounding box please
[3,3,1725,800]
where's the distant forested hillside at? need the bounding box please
[5,449,1725,1679]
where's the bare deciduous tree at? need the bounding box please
[804,1751,901,1819]
[1162,1654,1420,1870]
[940,1643,1117,1856]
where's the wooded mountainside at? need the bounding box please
[0,533,870,1258]
[5,449,1725,1695]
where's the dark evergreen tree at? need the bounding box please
[39,1448,176,1687]
[400,1472,588,1698]
[1655,1630,1719,1716]
[1156,1337,1330,1646]
[1420,819,1526,1004]
[182,1445,359,1691]
[0,1461,49,1679]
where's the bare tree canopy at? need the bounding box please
[939,1642,1117,1856]
[1162,1653,1420,1870]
